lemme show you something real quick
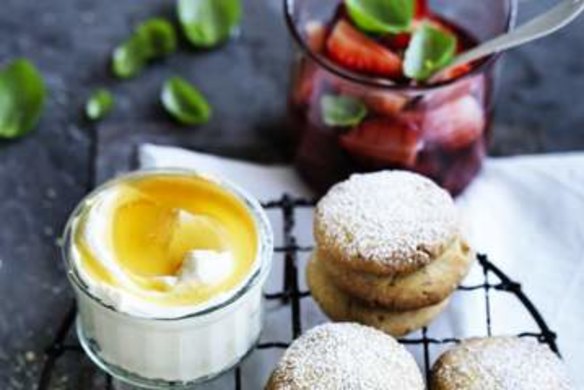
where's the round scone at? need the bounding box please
[266,323,424,390]
[314,171,459,276]
[318,238,473,311]
[431,337,573,390]
[307,255,449,336]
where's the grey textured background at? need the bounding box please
[0,0,583,388]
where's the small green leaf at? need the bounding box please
[346,0,414,34]
[161,76,212,125]
[112,18,177,79]
[112,35,148,79]
[0,59,46,139]
[85,89,115,122]
[321,95,367,127]
[136,18,178,58]
[404,22,457,82]
[178,0,242,48]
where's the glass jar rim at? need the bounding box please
[283,0,519,92]
[61,168,274,322]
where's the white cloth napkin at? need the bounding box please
[139,143,584,388]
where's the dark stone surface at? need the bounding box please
[0,0,583,388]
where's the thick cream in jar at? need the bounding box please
[62,170,273,387]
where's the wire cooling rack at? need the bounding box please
[37,195,559,389]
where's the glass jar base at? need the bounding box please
[76,318,260,389]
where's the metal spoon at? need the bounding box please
[432,0,584,82]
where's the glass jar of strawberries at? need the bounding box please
[285,0,517,195]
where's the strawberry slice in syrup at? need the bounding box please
[326,20,403,79]
[340,117,421,167]
[422,96,485,150]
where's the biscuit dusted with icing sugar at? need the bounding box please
[318,237,474,311]
[306,256,449,337]
[431,337,573,390]
[314,171,459,276]
[266,323,424,390]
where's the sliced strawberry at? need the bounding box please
[365,91,409,116]
[326,20,403,78]
[305,20,327,53]
[340,118,421,167]
[332,80,408,116]
[422,96,485,150]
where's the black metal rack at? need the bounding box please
[37,195,559,389]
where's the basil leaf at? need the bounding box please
[178,0,242,48]
[346,0,414,34]
[85,89,115,122]
[321,95,367,127]
[161,77,212,125]
[0,59,46,139]
[112,35,148,79]
[404,22,457,82]
[112,18,177,79]
[136,18,178,58]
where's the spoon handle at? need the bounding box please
[436,0,584,79]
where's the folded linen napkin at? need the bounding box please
[140,144,584,388]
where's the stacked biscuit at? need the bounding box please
[307,171,474,336]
